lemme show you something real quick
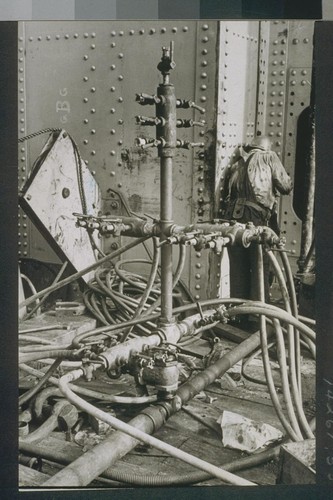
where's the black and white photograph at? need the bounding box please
[11,18,322,491]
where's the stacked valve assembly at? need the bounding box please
[75,41,281,326]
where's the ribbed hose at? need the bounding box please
[19,439,281,486]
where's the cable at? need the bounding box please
[23,261,68,320]
[20,236,152,309]
[121,237,160,341]
[18,128,62,143]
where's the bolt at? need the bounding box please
[110,201,119,209]
[111,242,119,250]
[62,188,70,198]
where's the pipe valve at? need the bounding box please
[176,140,205,149]
[176,99,206,114]
[129,344,180,399]
[176,119,206,128]
[135,93,162,105]
[136,115,166,126]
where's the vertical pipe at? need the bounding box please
[160,156,174,322]
[156,61,177,322]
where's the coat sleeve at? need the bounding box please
[220,164,231,208]
[270,152,293,195]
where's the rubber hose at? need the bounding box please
[257,246,302,441]
[19,359,62,407]
[19,400,70,444]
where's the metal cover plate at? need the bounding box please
[21,131,101,282]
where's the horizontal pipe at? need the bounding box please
[42,329,266,488]
[43,368,255,487]
[20,363,156,404]
[19,439,281,486]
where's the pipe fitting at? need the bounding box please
[141,404,168,431]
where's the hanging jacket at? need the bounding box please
[221,145,293,224]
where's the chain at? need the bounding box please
[18,128,62,143]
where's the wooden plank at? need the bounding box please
[19,464,50,486]
[212,323,251,343]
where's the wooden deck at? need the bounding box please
[19,313,315,488]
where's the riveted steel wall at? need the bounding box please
[215,21,260,296]
[18,20,314,299]
[18,20,218,300]
[216,21,260,193]
[256,20,314,271]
